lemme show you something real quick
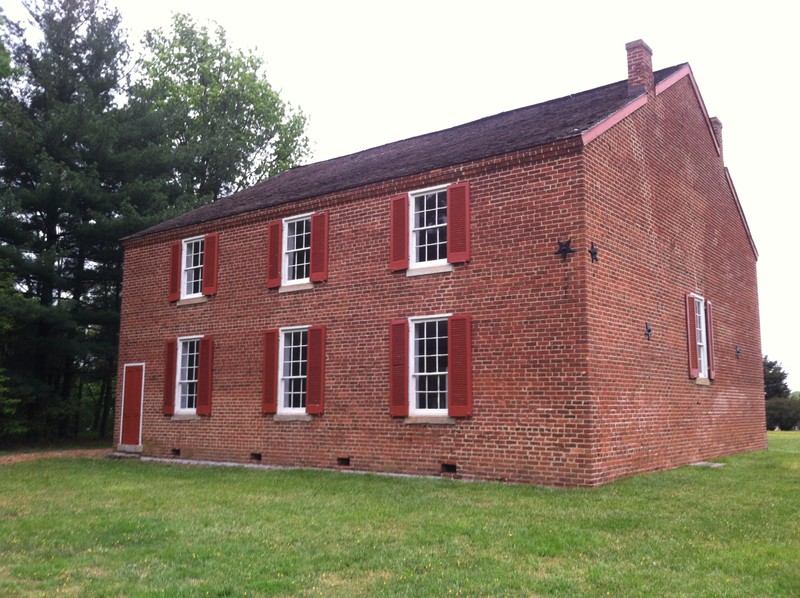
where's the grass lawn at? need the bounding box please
[1,433,797,597]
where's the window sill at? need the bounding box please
[404,416,456,425]
[274,413,313,422]
[171,413,202,421]
[176,296,208,307]
[406,263,454,277]
[278,282,314,293]
[695,378,711,386]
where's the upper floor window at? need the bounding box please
[411,189,448,267]
[168,233,219,302]
[686,294,716,381]
[284,215,312,284]
[390,182,471,274]
[267,212,329,289]
[182,237,205,298]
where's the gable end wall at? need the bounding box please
[583,75,765,483]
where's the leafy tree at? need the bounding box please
[764,355,791,399]
[0,0,167,439]
[132,13,310,201]
[0,1,311,442]
[0,8,10,79]
[765,397,800,431]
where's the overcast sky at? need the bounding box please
[5,0,798,390]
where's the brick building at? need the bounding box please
[115,40,765,486]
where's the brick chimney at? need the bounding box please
[626,39,654,97]
[710,117,723,155]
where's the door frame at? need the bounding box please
[119,362,145,449]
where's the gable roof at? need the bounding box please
[126,65,686,241]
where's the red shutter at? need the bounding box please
[448,314,473,417]
[447,182,471,264]
[306,325,326,414]
[262,329,279,414]
[309,212,329,283]
[389,319,409,416]
[685,294,700,379]
[202,233,219,296]
[706,300,716,380]
[267,221,282,288]
[196,337,213,415]
[163,339,176,415]
[168,242,181,301]
[390,194,409,271]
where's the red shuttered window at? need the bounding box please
[268,213,329,288]
[686,294,716,381]
[391,182,471,272]
[169,234,219,300]
[391,314,473,418]
[264,325,326,415]
[164,336,213,415]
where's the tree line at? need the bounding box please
[0,0,309,442]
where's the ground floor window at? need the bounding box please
[410,316,449,415]
[280,326,309,413]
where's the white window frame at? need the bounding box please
[278,325,310,414]
[691,294,709,379]
[181,236,205,299]
[408,185,449,271]
[408,314,451,416]
[282,213,313,287]
[175,335,203,414]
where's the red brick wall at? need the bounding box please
[583,75,765,484]
[115,75,765,486]
[116,138,600,487]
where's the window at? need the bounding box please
[410,316,449,415]
[685,294,716,380]
[411,189,448,266]
[267,212,329,289]
[177,337,201,411]
[163,336,213,415]
[168,233,219,301]
[390,182,471,273]
[182,238,205,298]
[389,314,472,418]
[262,326,326,415]
[280,326,309,413]
[284,215,311,284]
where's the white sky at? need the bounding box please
[5,0,799,390]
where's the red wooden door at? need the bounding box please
[121,364,144,445]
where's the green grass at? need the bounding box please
[1,433,798,597]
